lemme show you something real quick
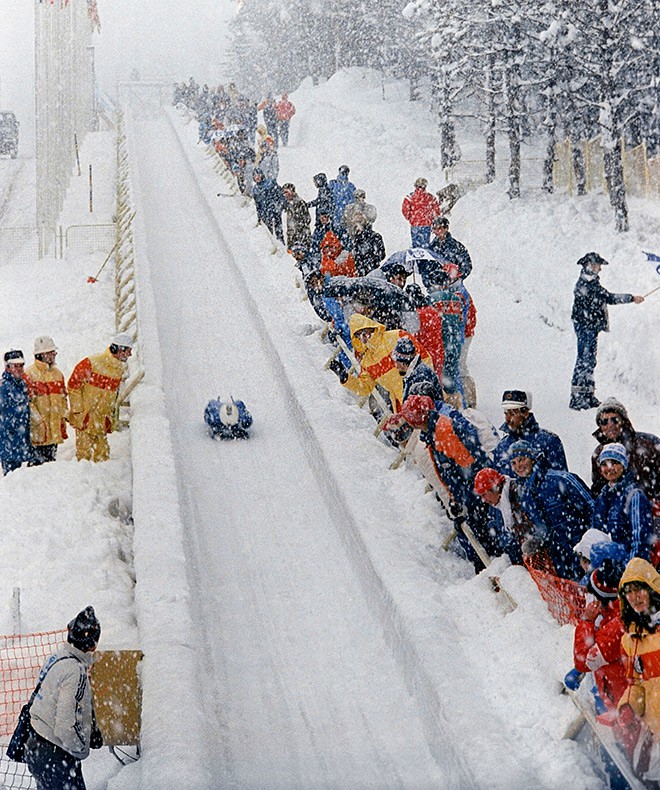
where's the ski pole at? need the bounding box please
[642,284,660,298]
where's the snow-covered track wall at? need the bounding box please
[111,109,210,789]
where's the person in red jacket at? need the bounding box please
[274,93,296,146]
[570,561,628,712]
[401,177,440,248]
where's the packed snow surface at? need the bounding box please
[0,68,658,788]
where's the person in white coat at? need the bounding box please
[25,607,103,789]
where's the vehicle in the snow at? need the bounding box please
[0,111,19,158]
[204,397,253,439]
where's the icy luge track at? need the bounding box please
[129,108,476,788]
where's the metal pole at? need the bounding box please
[89,164,93,212]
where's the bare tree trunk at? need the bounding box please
[434,68,460,170]
[485,55,496,183]
[571,143,587,196]
[603,142,629,232]
[541,86,556,193]
[503,69,521,199]
[542,134,555,194]
[601,100,629,232]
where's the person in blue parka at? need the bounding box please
[0,349,34,475]
[592,442,654,562]
[204,398,253,440]
[492,389,567,476]
[508,441,593,580]
[570,252,644,411]
[252,168,285,243]
[328,165,356,233]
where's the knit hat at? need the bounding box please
[589,567,619,600]
[432,216,449,228]
[509,440,538,460]
[577,251,608,267]
[34,336,57,355]
[111,333,134,349]
[501,390,532,410]
[400,395,435,428]
[596,397,629,424]
[67,606,101,651]
[338,165,350,175]
[355,189,366,200]
[598,442,628,469]
[474,468,505,496]
[391,338,416,363]
[414,177,428,189]
[4,349,25,365]
[573,528,612,558]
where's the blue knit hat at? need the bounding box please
[509,440,538,460]
[392,337,416,363]
[598,442,628,469]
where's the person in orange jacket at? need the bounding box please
[320,230,356,278]
[67,334,133,462]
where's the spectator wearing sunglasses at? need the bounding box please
[591,399,660,523]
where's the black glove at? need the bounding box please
[90,726,104,750]
[448,501,466,521]
[328,358,348,384]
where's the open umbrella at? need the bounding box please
[381,247,451,288]
[324,274,418,332]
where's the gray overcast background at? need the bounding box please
[0,0,235,151]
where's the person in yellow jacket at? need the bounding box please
[67,334,133,462]
[342,313,432,414]
[619,557,660,780]
[24,336,68,464]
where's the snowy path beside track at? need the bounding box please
[128,111,451,788]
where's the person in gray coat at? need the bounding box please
[25,607,103,790]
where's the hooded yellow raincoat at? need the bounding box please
[345,314,431,412]
[620,558,660,736]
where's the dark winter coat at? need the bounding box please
[518,460,594,580]
[591,417,660,505]
[482,476,538,565]
[592,472,653,561]
[353,226,385,276]
[253,177,285,223]
[284,194,312,250]
[492,413,567,476]
[571,270,633,332]
[401,360,444,406]
[0,371,33,465]
[307,176,335,225]
[428,232,473,279]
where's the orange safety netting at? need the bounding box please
[524,556,587,627]
[0,629,66,742]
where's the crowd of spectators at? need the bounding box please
[175,79,660,784]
